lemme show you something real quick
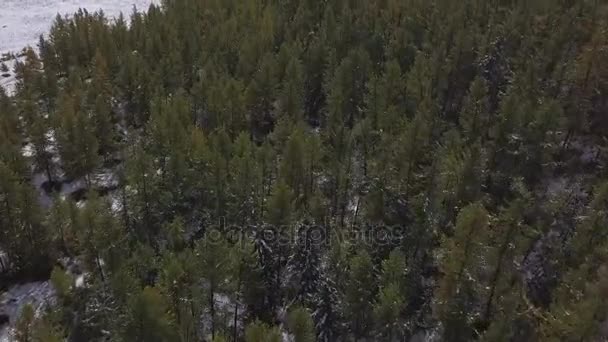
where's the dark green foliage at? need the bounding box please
[2,1,608,341]
[123,287,177,342]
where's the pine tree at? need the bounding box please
[303,133,322,206]
[212,335,228,342]
[391,101,433,195]
[50,267,71,302]
[480,183,532,329]
[207,128,232,218]
[0,88,28,176]
[279,55,305,121]
[568,181,608,268]
[163,216,187,252]
[379,248,408,293]
[373,283,404,340]
[29,110,55,185]
[459,76,490,143]
[78,192,124,281]
[257,139,275,218]
[280,128,307,203]
[435,202,490,341]
[196,231,230,339]
[286,221,321,307]
[436,131,485,220]
[55,93,99,184]
[267,180,294,228]
[229,238,264,339]
[158,249,199,341]
[258,180,295,318]
[126,142,160,242]
[312,274,342,342]
[228,132,259,225]
[14,304,35,342]
[244,321,281,342]
[542,262,608,341]
[124,287,177,342]
[352,117,376,178]
[0,161,50,277]
[14,47,43,96]
[287,306,315,342]
[38,35,59,110]
[540,174,608,339]
[366,59,405,133]
[18,85,41,139]
[89,50,115,154]
[344,249,376,339]
[32,313,65,342]
[146,93,194,213]
[200,73,246,133]
[246,53,278,137]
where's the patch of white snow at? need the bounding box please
[0,281,56,341]
[0,58,20,95]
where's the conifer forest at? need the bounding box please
[1,0,608,341]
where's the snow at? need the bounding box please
[0,58,20,95]
[32,172,54,208]
[74,274,85,288]
[0,251,8,274]
[92,168,120,190]
[409,328,442,342]
[570,138,601,165]
[21,143,34,158]
[60,178,86,195]
[110,192,123,212]
[0,281,55,342]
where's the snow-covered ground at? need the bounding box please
[0,281,55,342]
[0,58,20,95]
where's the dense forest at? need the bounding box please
[1,0,608,340]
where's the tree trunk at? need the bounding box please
[95,254,105,283]
[45,164,53,186]
[209,285,216,340]
[121,183,130,231]
[484,225,516,322]
[351,195,360,230]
